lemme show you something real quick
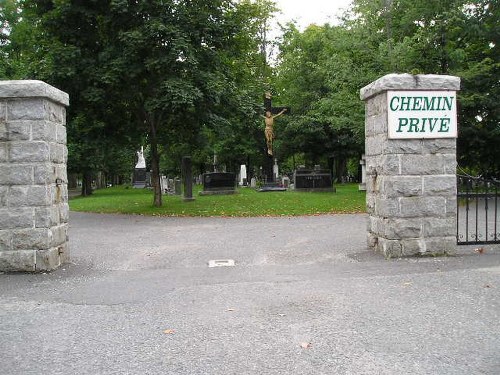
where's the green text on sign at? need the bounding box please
[387,90,457,139]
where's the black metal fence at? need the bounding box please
[457,175,500,245]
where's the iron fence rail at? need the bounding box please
[457,175,500,245]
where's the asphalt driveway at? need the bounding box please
[1,212,499,374]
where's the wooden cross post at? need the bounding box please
[263,92,290,183]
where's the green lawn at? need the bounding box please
[69,184,366,217]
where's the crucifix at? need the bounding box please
[263,92,290,157]
[262,92,290,183]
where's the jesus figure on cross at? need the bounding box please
[262,92,289,157]
[263,108,287,156]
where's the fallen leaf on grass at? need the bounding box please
[300,342,312,349]
[163,329,175,334]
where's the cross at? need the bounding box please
[264,92,290,116]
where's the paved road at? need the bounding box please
[1,212,499,374]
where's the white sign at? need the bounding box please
[387,90,457,139]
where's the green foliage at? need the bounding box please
[274,0,500,177]
[0,0,42,78]
[454,3,500,176]
[3,0,278,201]
[274,24,372,177]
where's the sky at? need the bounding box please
[272,0,353,31]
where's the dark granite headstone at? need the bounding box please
[294,167,335,192]
[200,172,237,195]
[257,182,287,192]
[133,168,147,188]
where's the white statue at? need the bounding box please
[135,146,146,169]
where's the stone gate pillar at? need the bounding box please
[360,74,460,257]
[0,80,69,271]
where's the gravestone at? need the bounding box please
[174,177,181,195]
[0,80,69,272]
[258,161,287,191]
[273,159,279,181]
[239,164,247,186]
[160,175,168,195]
[200,172,237,195]
[166,178,174,194]
[250,177,257,188]
[293,166,335,192]
[282,176,290,189]
[133,146,147,188]
[360,73,460,257]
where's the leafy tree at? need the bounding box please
[349,0,500,176]
[21,1,141,195]
[193,0,278,179]
[101,0,278,205]
[0,0,38,78]
[5,0,276,201]
[275,23,374,178]
[454,1,499,176]
[275,0,499,178]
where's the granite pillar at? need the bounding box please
[0,80,70,271]
[360,74,460,257]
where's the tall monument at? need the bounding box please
[262,92,289,184]
[133,146,147,188]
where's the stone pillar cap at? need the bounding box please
[360,73,460,101]
[0,80,69,106]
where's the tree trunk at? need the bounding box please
[149,120,162,207]
[328,156,334,180]
[334,158,347,182]
[68,173,78,189]
[95,171,105,189]
[81,171,93,196]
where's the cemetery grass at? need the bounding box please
[69,184,366,217]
